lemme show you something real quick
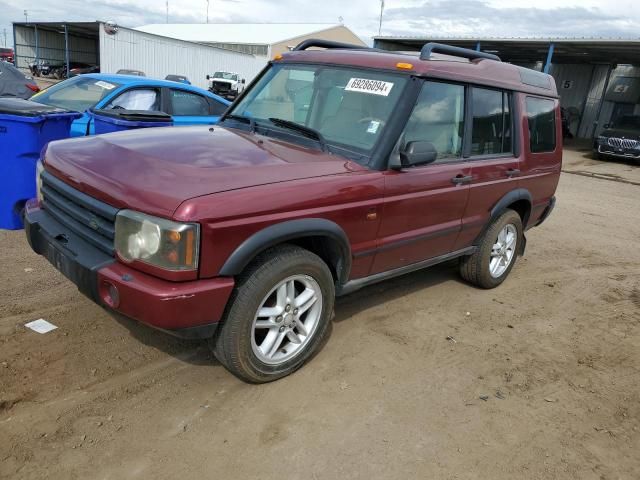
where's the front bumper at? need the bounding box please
[25,203,234,338]
[596,144,640,159]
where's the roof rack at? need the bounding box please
[292,38,366,51]
[420,42,501,62]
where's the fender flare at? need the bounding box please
[474,188,533,245]
[218,218,352,283]
[490,188,533,226]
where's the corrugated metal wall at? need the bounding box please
[99,25,266,90]
[14,24,97,70]
[549,64,594,137]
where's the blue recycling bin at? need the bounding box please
[0,98,81,230]
[90,109,173,135]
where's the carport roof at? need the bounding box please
[373,37,640,65]
[13,21,100,37]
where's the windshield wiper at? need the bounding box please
[268,117,327,152]
[223,114,255,132]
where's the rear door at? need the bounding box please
[454,86,521,250]
[167,88,223,126]
[371,80,471,275]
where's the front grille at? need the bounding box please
[607,137,639,149]
[40,171,118,255]
[211,81,231,92]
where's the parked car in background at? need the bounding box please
[28,60,58,77]
[0,62,39,99]
[30,73,230,136]
[594,115,640,162]
[25,40,561,383]
[0,47,14,63]
[116,69,145,77]
[207,71,245,100]
[165,74,191,85]
[68,63,100,77]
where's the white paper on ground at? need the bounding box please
[24,319,58,334]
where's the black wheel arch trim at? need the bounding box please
[490,188,532,226]
[218,218,352,284]
[474,188,532,244]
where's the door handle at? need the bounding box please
[451,174,473,185]
[506,168,521,177]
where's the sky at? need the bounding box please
[1,0,639,48]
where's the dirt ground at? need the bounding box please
[1,147,639,480]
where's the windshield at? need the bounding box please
[227,63,408,158]
[615,115,640,130]
[213,72,236,80]
[32,76,120,112]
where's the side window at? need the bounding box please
[104,88,160,111]
[170,90,211,116]
[209,99,228,116]
[471,88,512,155]
[401,81,465,163]
[526,97,556,153]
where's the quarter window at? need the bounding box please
[471,88,512,155]
[526,97,556,153]
[105,88,160,111]
[170,90,210,116]
[401,81,465,163]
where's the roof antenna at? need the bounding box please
[378,0,384,35]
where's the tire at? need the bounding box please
[459,209,523,289]
[211,245,335,383]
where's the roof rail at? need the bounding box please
[420,42,501,62]
[293,38,366,52]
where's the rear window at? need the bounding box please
[526,97,556,153]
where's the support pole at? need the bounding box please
[591,64,614,141]
[543,42,554,74]
[34,25,39,64]
[64,24,70,80]
[475,41,481,52]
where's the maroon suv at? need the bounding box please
[25,41,561,382]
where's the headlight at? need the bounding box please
[36,160,44,203]
[596,136,607,144]
[114,210,199,271]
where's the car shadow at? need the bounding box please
[105,260,467,367]
[334,260,466,323]
[108,311,218,367]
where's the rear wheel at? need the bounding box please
[459,209,522,289]
[211,245,334,383]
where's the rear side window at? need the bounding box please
[170,90,210,116]
[402,81,465,163]
[471,88,512,156]
[209,99,228,116]
[526,97,556,153]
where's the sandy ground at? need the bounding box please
[1,148,639,480]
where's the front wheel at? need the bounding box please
[211,245,335,383]
[459,209,523,289]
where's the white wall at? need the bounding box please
[99,25,266,90]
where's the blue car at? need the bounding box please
[31,73,230,136]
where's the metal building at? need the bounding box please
[12,21,267,89]
[373,36,640,140]
[135,23,367,58]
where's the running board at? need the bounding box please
[337,246,477,296]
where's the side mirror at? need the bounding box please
[603,123,610,129]
[399,141,438,167]
[206,75,210,80]
[242,78,246,84]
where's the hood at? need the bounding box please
[602,128,640,141]
[44,126,363,218]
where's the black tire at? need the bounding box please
[211,245,335,383]
[459,209,523,289]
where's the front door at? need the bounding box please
[371,80,471,275]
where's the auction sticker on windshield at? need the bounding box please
[345,78,394,96]
[95,80,116,90]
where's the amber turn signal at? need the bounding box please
[396,62,413,70]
